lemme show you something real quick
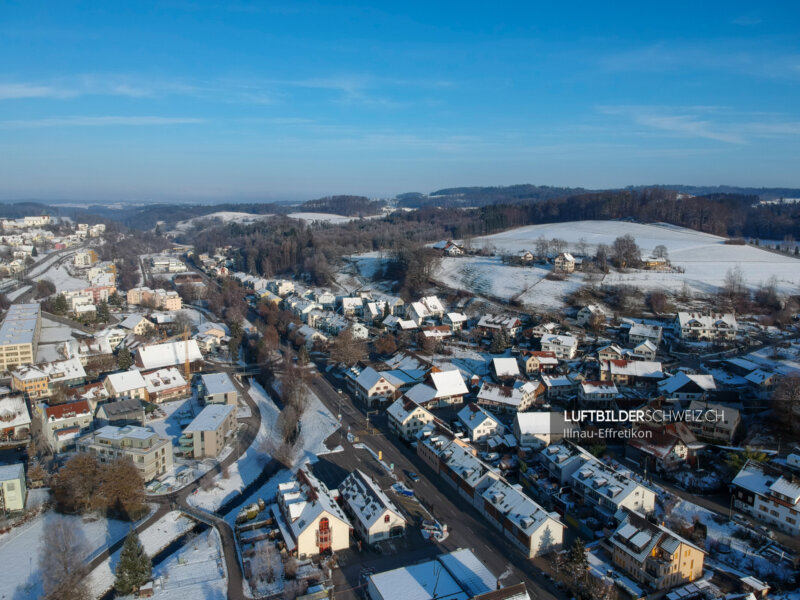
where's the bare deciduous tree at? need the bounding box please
[39,515,91,600]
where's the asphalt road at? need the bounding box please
[306,365,567,600]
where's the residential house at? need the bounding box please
[443,312,468,332]
[43,399,94,452]
[686,400,740,443]
[600,359,663,387]
[570,461,656,520]
[180,404,236,458]
[458,403,505,443]
[540,373,580,400]
[633,340,658,360]
[657,372,716,402]
[553,253,575,273]
[628,323,663,346]
[577,304,607,327]
[119,314,153,336]
[492,357,520,381]
[199,372,238,405]
[538,442,594,484]
[0,395,31,443]
[104,370,148,401]
[135,340,203,370]
[404,369,468,408]
[143,367,190,403]
[11,365,50,400]
[477,381,542,414]
[339,469,406,544]
[625,422,698,473]
[386,399,435,441]
[523,351,558,374]
[610,511,704,590]
[579,380,619,408]
[276,468,352,557]
[351,367,400,408]
[0,463,26,512]
[732,459,800,535]
[95,398,145,427]
[477,314,522,338]
[77,425,173,482]
[540,334,578,360]
[675,312,737,341]
[514,412,574,449]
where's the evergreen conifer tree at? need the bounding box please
[114,529,152,594]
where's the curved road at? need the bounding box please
[87,375,264,600]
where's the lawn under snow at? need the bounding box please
[188,380,338,512]
[465,220,800,296]
[4,509,149,599]
[32,262,88,291]
[287,212,361,224]
[87,511,197,598]
[172,211,273,232]
[118,528,227,600]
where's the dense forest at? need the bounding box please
[299,195,386,216]
[396,184,589,208]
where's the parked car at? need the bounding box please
[405,471,420,482]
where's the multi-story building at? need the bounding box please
[276,468,352,557]
[103,370,148,401]
[476,381,542,414]
[610,511,704,590]
[349,366,401,408]
[628,323,663,346]
[600,359,663,387]
[199,372,238,405]
[73,249,98,267]
[732,459,800,535]
[0,395,31,443]
[458,403,505,443]
[540,334,578,360]
[179,404,236,458]
[686,400,740,443]
[11,365,50,400]
[0,463,26,512]
[675,312,737,341]
[77,425,173,482]
[386,398,435,441]
[43,399,94,452]
[523,350,558,374]
[0,304,41,371]
[404,369,468,409]
[142,367,190,403]
[579,380,619,408]
[339,469,406,544]
[570,460,656,521]
[553,252,575,273]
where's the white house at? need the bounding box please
[404,369,468,408]
[458,403,505,443]
[276,468,352,557]
[0,463,26,512]
[675,312,737,341]
[540,334,578,360]
[339,470,406,544]
[732,459,800,536]
[387,399,435,441]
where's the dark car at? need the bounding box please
[405,471,420,482]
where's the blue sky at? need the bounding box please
[1,1,799,201]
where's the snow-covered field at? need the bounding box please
[287,212,358,224]
[32,262,88,291]
[3,509,145,599]
[172,211,273,232]
[122,528,227,600]
[188,381,338,512]
[433,221,800,304]
[433,256,587,310]
[87,511,197,598]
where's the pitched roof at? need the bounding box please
[45,399,91,421]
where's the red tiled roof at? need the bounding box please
[45,400,91,420]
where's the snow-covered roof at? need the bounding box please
[136,340,203,370]
[105,369,147,393]
[339,469,405,530]
[580,380,618,395]
[572,461,652,507]
[514,412,551,435]
[184,403,234,433]
[687,400,739,430]
[143,367,187,394]
[0,396,30,429]
[0,463,24,482]
[93,424,158,442]
[354,366,394,391]
[492,357,520,378]
[610,511,702,564]
[477,381,536,408]
[677,312,737,329]
[119,313,147,330]
[386,398,432,424]
[602,359,663,379]
[481,478,560,536]
[658,372,716,395]
[201,372,236,396]
[457,403,502,435]
[732,459,800,505]
[368,558,469,600]
[278,468,351,541]
[540,333,577,348]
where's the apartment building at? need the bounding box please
[104,370,148,401]
[610,511,704,590]
[199,372,238,405]
[143,367,190,403]
[77,425,173,482]
[540,333,578,360]
[0,463,26,512]
[675,312,737,341]
[0,304,41,371]
[731,459,800,535]
[43,399,94,452]
[570,460,656,521]
[180,404,236,458]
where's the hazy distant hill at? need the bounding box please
[299,195,386,216]
[396,184,588,207]
[626,184,800,200]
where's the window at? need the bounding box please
[384,514,390,523]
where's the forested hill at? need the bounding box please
[299,195,386,216]
[396,184,588,207]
